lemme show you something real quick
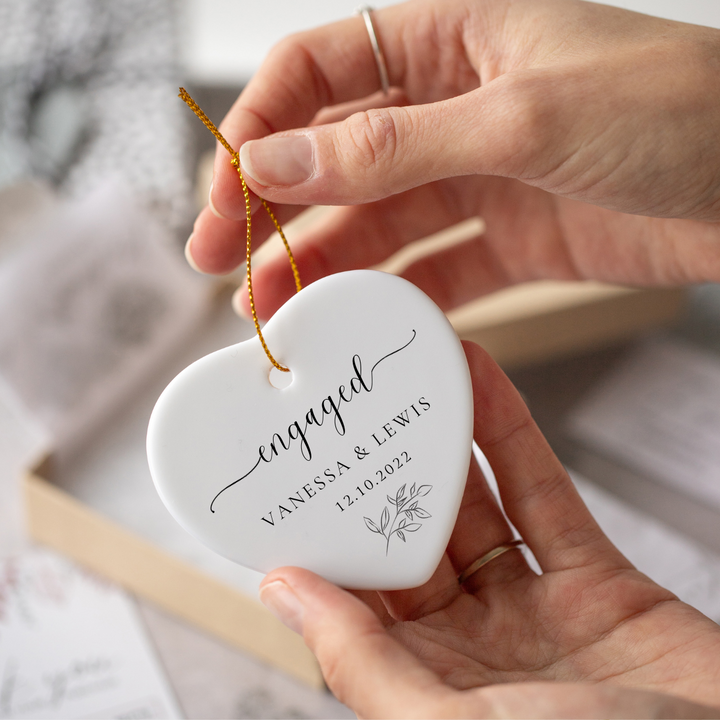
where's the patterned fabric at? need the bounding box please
[0,0,193,234]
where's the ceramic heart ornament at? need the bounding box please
[147,270,473,590]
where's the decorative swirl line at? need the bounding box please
[209,329,418,514]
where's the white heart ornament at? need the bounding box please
[147,270,473,590]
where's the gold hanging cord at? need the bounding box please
[179,87,301,372]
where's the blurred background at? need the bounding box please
[2,1,720,719]
[3,0,720,238]
[5,0,720,241]
[0,0,403,248]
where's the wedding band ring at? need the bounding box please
[356,5,390,95]
[458,540,525,585]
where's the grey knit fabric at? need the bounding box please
[0,0,193,234]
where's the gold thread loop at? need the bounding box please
[179,88,301,372]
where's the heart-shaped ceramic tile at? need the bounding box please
[147,270,473,589]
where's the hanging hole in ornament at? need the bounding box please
[269,365,293,390]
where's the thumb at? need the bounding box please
[259,567,458,718]
[238,77,542,205]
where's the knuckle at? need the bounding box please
[266,33,305,66]
[265,34,330,109]
[336,108,401,172]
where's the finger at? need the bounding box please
[234,178,481,318]
[209,89,408,226]
[446,457,532,594]
[463,342,630,573]
[207,157,261,222]
[236,172,578,320]
[348,589,395,628]
[378,554,461,622]
[189,202,306,275]
[210,6,406,220]
[399,232,510,312]
[236,71,554,207]
[398,177,578,310]
[259,567,458,718]
[188,207,247,275]
[310,88,410,127]
[210,0,484,218]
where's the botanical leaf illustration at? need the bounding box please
[364,483,433,554]
[364,517,382,534]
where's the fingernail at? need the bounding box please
[259,580,304,635]
[232,285,251,319]
[184,233,206,274]
[208,181,224,219]
[240,135,314,187]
